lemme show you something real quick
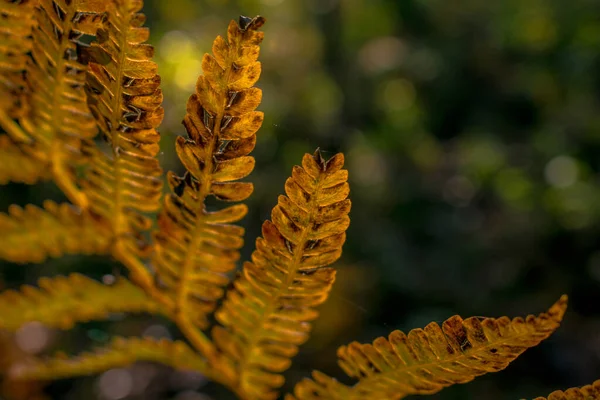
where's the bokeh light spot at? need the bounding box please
[174,58,202,91]
[545,155,578,188]
[260,0,284,5]
[379,78,416,113]
[15,321,49,354]
[98,368,133,400]
[142,324,172,340]
[158,31,195,62]
[359,36,406,74]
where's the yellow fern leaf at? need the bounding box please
[151,16,265,330]
[0,0,36,119]
[287,296,567,400]
[0,200,111,263]
[17,0,107,207]
[213,150,351,400]
[0,135,50,184]
[532,380,600,400]
[81,0,163,261]
[0,273,168,330]
[11,337,208,381]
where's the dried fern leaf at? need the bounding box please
[81,0,163,261]
[0,135,50,184]
[151,16,265,330]
[0,200,111,263]
[0,0,36,118]
[17,0,107,207]
[288,296,568,400]
[0,273,168,330]
[11,337,208,381]
[213,150,351,400]
[533,380,600,400]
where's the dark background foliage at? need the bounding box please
[1,0,600,399]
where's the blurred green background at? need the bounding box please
[2,0,600,399]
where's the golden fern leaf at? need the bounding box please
[0,200,111,263]
[287,296,568,400]
[151,16,265,330]
[11,337,208,381]
[532,380,600,400]
[17,0,107,207]
[81,0,163,262]
[0,0,36,119]
[0,273,168,330]
[0,135,50,184]
[213,150,351,400]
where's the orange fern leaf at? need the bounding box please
[288,296,567,400]
[0,200,110,263]
[151,16,265,332]
[533,379,600,400]
[81,0,163,262]
[213,150,351,400]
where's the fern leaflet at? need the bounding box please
[213,150,351,400]
[81,0,163,264]
[0,273,168,330]
[0,200,111,263]
[151,16,265,333]
[0,135,50,184]
[17,0,106,206]
[288,296,567,400]
[0,0,36,120]
[11,337,209,381]
[534,379,600,399]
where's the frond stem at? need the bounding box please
[51,151,89,209]
[113,242,232,380]
[47,5,88,210]
[0,108,31,143]
[173,21,243,375]
[113,242,173,310]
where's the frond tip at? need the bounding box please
[151,14,266,333]
[10,337,208,381]
[533,379,600,400]
[0,274,168,331]
[288,295,568,400]
[214,150,351,399]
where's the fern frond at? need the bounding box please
[12,337,208,381]
[287,296,568,400]
[81,0,163,262]
[151,16,265,332]
[0,273,168,330]
[213,150,351,400]
[0,135,50,184]
[0,200,110,263]
[533,379,600,399]
[0,0,36,119]
[18,0,107,207]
